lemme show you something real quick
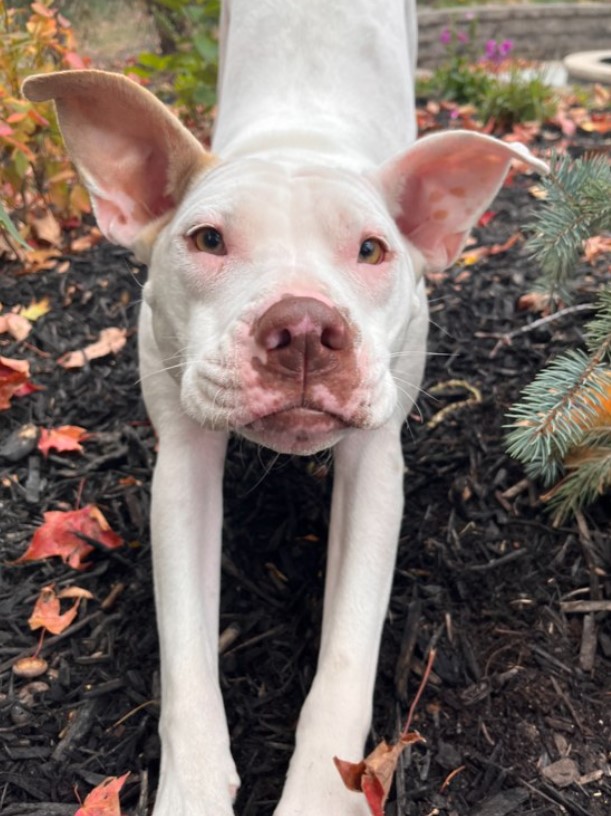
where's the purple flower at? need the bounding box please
[499,39,514,57]
[484,39,498,60]
[439,27,452,46]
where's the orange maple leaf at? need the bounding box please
[15,505,124,570]
[38,425,89,456]
[75,773,129,816]
[28,584,93,636]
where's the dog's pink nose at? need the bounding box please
[254,297,352,375]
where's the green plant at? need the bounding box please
[132,0,220,121]
[423,21,556,131]
[505,154,611,521]
[478,68,555,130]
[0,0,90,247]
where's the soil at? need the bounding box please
[1,132,610,816]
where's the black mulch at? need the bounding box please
[1,156,611,816]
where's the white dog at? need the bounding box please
[24,1,547,814]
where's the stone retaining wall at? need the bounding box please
[417,3,611,67]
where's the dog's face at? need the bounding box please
[144,156,426,453]
[21,71,548,456]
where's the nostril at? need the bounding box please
[321,325,346,350]
[265,328,292,351]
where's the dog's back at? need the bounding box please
[214,0,418,163]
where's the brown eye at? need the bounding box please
[191,226,226,255]
[358,237,386,265]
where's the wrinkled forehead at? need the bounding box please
[179,157,387,237]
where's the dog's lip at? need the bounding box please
[245,407,350,433]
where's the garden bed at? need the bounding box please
[1,103,610,816]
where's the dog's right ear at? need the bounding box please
[22,70,214,252]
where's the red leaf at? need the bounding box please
[0,356,30,409]
[14,505,124,570]
[75,773,129,816]
[477,210,496,228]
[335,732,424,816]
[38,425,89,456]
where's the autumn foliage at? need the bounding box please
[0,0,90,252]
[15,505,124,570]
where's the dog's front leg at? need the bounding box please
[149,418,239,816]
[277,422,405,816]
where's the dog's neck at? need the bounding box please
[213,0,417,166]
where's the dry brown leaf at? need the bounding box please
[30,208,61,247]
[58,327,127,369]
[583,235,611,265]
[12,655,49,678]
[541,757,579,788]
[335,732,424,816]
[70,227,103,253]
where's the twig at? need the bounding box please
[481,302,595,358]
[402,648,437,737]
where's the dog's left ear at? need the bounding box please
[22,70,213,251]
[376,131,548,273]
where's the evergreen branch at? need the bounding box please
[504,350,611,484]
[525,152,611,300]
[586,287,611,357]
[542,435,611,523]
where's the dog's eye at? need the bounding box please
[358,238,386,265]
[190,226,227,255]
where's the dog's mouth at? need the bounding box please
[242,407,352,454]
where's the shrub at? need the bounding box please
[0,0,90,249]
[132,0,220,123]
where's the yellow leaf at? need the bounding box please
[20,297,51,322]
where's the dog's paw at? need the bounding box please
[152,783,238,816]
[275,781,371,816]
[275,751,371,816]
[152,763,240,816]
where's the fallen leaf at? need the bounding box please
[516,291,556,315]
[0,312,32,341]
[28,584,87,636]
[459,232,522,266]
[0,356,31,410]
[58,585,95,600]
[20,297,51,322]
[71,227,103,253]
[12,655,49,678]
[29,208,61,247]
[583,235,611,265]
[335,732,424,816]
[22,248,61,273]
[38,425,89,456]
[58,327,127,369]
[14,505,124,570]
[541,757,579,788]
[75,773,129,816]
[477,210,496,228]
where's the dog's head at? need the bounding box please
[23,71,547,454]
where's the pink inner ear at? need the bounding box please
[395,152,507,270]
[378,131,547,273]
